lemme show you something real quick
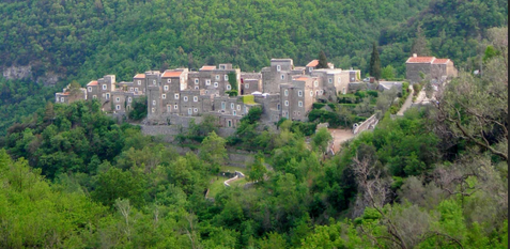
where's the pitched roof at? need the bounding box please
[432,59,450,64]
[87,80,98,86]
[134,74,146,79]
[406,56,436,63]
[162,71,183,78]
[200,65,216,71]
[307,60,319,67]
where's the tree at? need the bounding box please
[369,42,382,80]
[128,96,147,120]
[381,65,396,80]
[199,131,228,173]
[411,25,431,56]
[248,152,267,183]
[317,51,329,69]
[312,127,333,157]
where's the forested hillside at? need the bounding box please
[0,0,432,82]
[0,28,507,248]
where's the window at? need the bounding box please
[277,65,281,71]
[310,91,314,97]
[245,83,249,89]
[188,108,192,115]
[88,87,92,92]
[280,74,285,80]
[195,86,199,90]
[116,105,121,110]
[342,88,346,94]
[224,75,229,81]
[237,105,241,111]
[221,102,226,110]
[315,91,319,96]
[152,100,156,106]
[320,90,324,95]
[116,97,120,102]
[231,103,235,109]
[285,100,289,107]
[174,94,179,99]
[165,79,170,84]
[309,67,313,72]
[328,78,333,84]
[298,91,303,97]
[338,77,342,83]
[92,95,97,99]
[152,108,155,113]
[314,81,319,87]
[216,75,220,80]
[226,84,231,90]
[167,106,171,112]
[228,120,232,127]
[60,97,65,102]
[137,80,141,85]
[153,80,156,85]
[298,101,303,107]
[277,104,281,110]
[128,97,132,102]
[194,108,198,113]
[106,93,110,100]
[206,79,211,85]
[130,87,134,92]
[184,96,188,102]
[233,111,237,116]
[102,84,107,90]
[174,105,178,110]
[351,77,355,81]
[214,82,218,88]
[164,85,169,91]
[135,88,139,93]
[162,94,166,99]
[195,79,199,84]
[284,90,289,96]
[297,112,301,116]
[205,90,209,94]
[193,96,198,102]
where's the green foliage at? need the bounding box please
[128,96,147,121]
[369,42,382,80]
[381,65,396,79]
[317,51,329,69]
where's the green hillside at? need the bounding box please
[1,0,433,82]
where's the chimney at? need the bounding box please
[413,53,417,58]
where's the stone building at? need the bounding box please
[280,76,317,121]
[55,83,87,104]
[261,59,296,93]
[406,54,457,83]
[188,64,240,96]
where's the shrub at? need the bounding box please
[312,103,326,109]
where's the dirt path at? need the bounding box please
[397,85,415,116]
[328,128,355,154]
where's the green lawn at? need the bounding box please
[207,166,250,198]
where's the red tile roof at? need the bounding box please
[307,60,319,67]
[406,56,436,63]
[200,65,216,71]
[134,74,146,79]
[294,77,309,81]
[432,59,450,64]
[87,80,98,86]
[162,71,183,78]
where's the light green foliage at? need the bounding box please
[199,131,228,174]
[381,65,396,79]
[248,152,267,183]
[312,127,333,155]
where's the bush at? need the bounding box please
[291,121,317,136]
[312,103,326,109]
[338,94,358,104]
[366,90,379,98]
[128,96,147,121]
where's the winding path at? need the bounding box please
[397,85,415,116]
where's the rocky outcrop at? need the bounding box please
[2,64,61,86]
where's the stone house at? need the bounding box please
[188,64,240,96]
[252,92,281,123]
[55,83,87,104]
[240,72,262,95]
[406,54,457,83]
[180,89,206,116]
[213,95,261,128]
[133,74,146,94]
[280,76,316,121]
[111,90,127,113]
[261,59,295,93]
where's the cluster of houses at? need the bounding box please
[55,54,457,128]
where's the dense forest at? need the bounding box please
[0,27,507,248]
[0,0,507,84]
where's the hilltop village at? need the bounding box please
[55,54,457,128]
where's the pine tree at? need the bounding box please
[317,51,329,69]
[369,42,382,80]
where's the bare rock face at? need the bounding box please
[2,65,32,80]
[36,72,60,86]
[2,64,61,86]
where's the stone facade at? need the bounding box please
[55,58,378,128]
[406,54,457,83]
